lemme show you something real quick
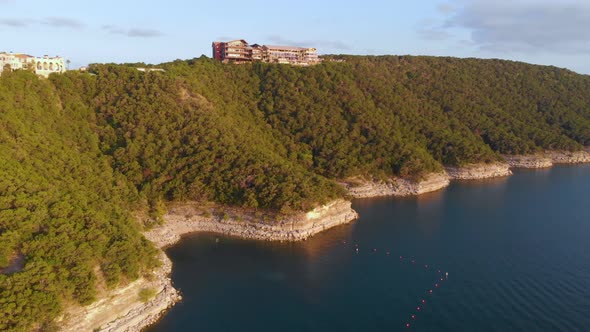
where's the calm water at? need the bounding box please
[147,166,590,332]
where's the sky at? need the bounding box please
[1,0,589,74]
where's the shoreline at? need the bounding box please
[65,150,589,331]
[341,150,590,199]
[61,199,357,332]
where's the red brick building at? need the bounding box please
[211,39,320,66]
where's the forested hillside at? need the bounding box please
[1,56,589,331]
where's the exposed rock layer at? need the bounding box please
[60,251,181,332]
[147,199,358,246]
[505,155,553,169]
[340,172,450,198]
[505,150,590,169]
[445,162,512,180]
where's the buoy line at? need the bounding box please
[340,240,449,330]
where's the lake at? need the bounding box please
[147,165,590,332]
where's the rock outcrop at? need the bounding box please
[504,149,590,169]
[547,150,590,164]
[445,162,512,180]
[146,199,358,246]
[504,155,553,169]
[340,172,450,199]
[60,251,181,332]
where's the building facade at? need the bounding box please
[212,40,320,66]
[0,52,66,77]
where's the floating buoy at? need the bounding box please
[406,323,411,328]
[429,289,433,294]
[425,264,429,269]
[435,283,439,287]
[421,299,426,304]
[417,306,421,311]
[445,272,449,278]
[411,314,416,319]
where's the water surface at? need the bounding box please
[148,165,590,332]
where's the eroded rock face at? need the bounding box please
[445,162,512,180]
[146,199,358,245]
[504,150,590,169]
[504,155,553,169]
[340,172,450,199]
[60,251,181,332]
[547,150,590,164]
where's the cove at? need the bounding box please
[147,165,590,332]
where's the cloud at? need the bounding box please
[0,18,33,27]
[267,35,351,50]
[439,0,590,54]
[127,29,163,38]
[436,3,456,14]
[0,17,83,29]
[42,17,84,29]
[103,25,163,38]
[417,27,452,41]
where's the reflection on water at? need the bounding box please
[148,166,590,332]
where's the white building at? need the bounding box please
[0,52,66,77]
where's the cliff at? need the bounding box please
[59,251,180,332]
[505,149,590,168]
[146,199,358,246]
[505,155,553,168]
[339,172,450,198]
[547,150,590,164]
[445,162,512,180]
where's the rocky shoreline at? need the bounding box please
[342,149,590,199]
[61,199,357,332]
[445,162,513,180]
[59,248,181,332]
[339,172,450,198]
[505,150,590,168]
[146,199,358,246]
[68,150,589,331]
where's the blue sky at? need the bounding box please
[1,0,589,74]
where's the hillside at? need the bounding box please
[1,55,589,331]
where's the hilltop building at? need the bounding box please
[0,52,66,77]
[212,40,320,66]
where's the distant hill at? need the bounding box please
[1,55,589,331]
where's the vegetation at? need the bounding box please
[1,55,589,331]
[138,287,157,303]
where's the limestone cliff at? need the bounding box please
[339,172,450,199]
[146,199,358,246]
[504,155,553,169]
[445,162,512,180]
[504,149,590,169]
[547,150,590,164]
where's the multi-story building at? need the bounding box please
[212,40,321,66]
[0,52,66,77]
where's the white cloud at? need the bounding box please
[441,0,590,54]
